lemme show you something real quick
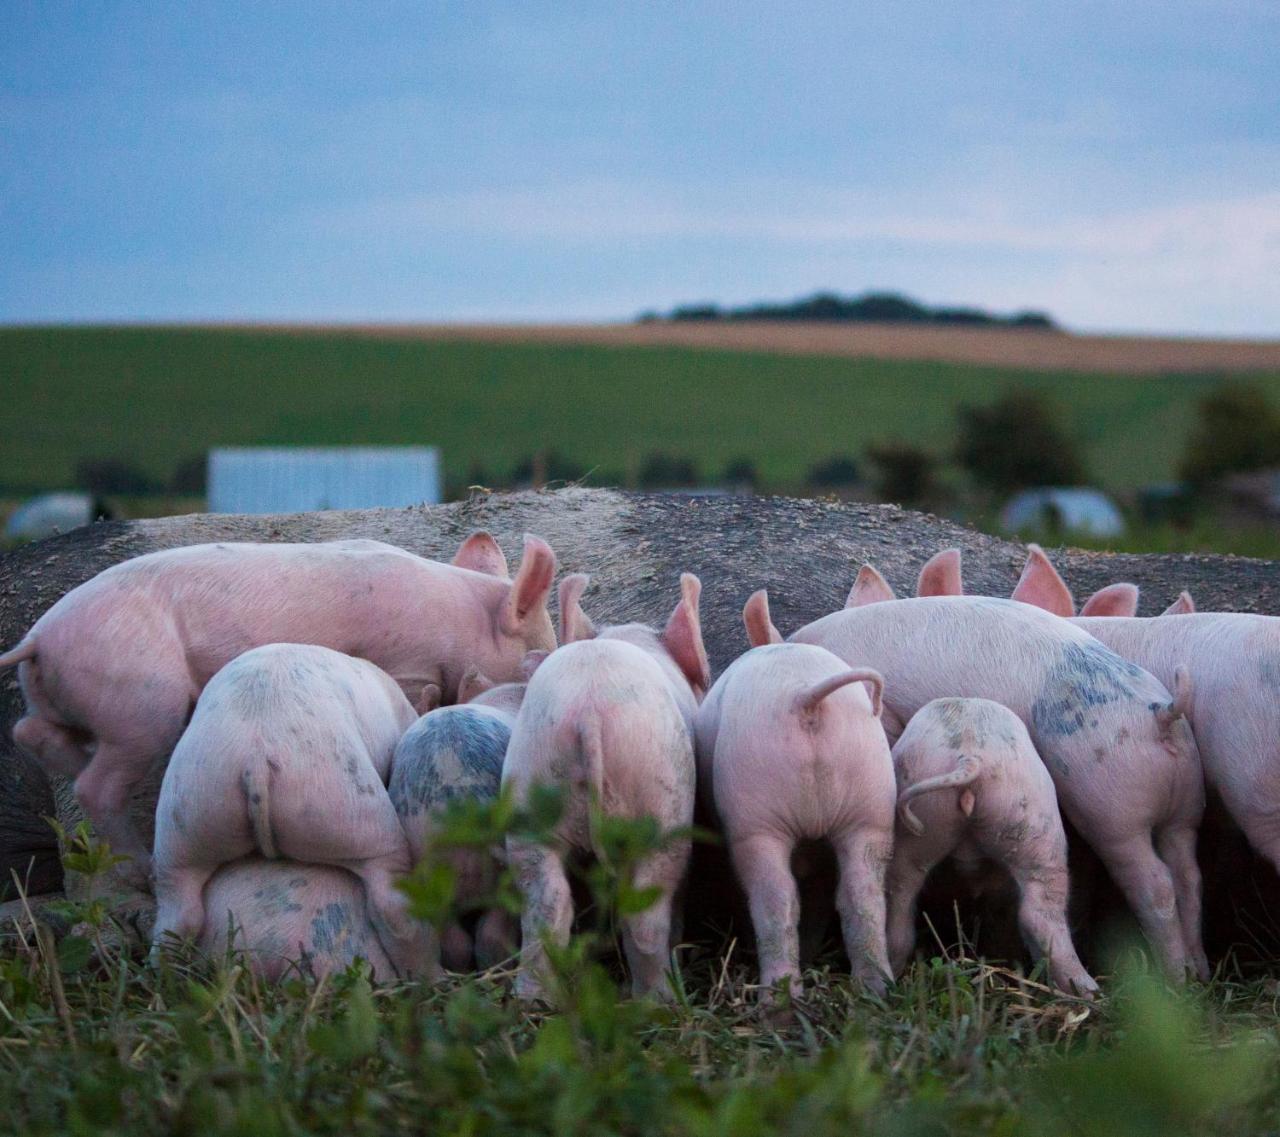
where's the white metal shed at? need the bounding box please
[207,447,441,514]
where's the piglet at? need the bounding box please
[389,658,544,973]
[886,697,1098,996]
[0,531,556,881]
[151,644,430,978]
[198,858,395,981]
[750,586,1207,981]
[695,599,894,999]
[503,573,708,1003]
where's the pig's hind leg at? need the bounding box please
[1156,824,1210,981]
[508,838,574,1003]
[1094,832,1189,980]
[731,833,803,999]
[831,827,893,994]
[883,843,937,977]
[993,831,1098,997]
[151,864,214,959]
[12,716,91,780]
[351,847,440,982]
[621,839,690,1002]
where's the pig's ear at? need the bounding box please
[1156,664,1195,737]
[663,573,711,695]
[916,549,963,597]
[558,573,596,643]
[453,530,510,578]
[521,649,550,680]
[458,667,495,704]
[845,565,897,608]
[1080,583,1139,618]
[502,534,556,634]
[743,590,783,647]
[1011,545,1075,617]
[1163,591,1196,616]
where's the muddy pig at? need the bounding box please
[389,657,546,973]
[696,598,894,999]
[747,586,1207,981]
[198,858,396,981]
[0,531,556,882]
[887,697,1097,996]
[151,644,431,978]
[503,573,708,1003]
[1005,545,1280,884]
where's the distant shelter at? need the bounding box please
[207,447,441,515]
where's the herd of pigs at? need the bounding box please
[0,527,1271,1007]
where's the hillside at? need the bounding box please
[3,324,1280,497]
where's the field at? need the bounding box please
[5,325,1280,501]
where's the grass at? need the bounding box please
[5,326,1280,496]
[6,808,1280,1134]
[5,903,1280,1135]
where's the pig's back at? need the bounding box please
[30,540,475,688]
[390,706,510,822]
[198,858,395,981]
[793,596,1165,720]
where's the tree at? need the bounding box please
[805,456,861,488]
[955,390,1084,493]
[74,457,158,496]
[639,453,698,488]
[722,457,759,489]
[1179,382,1280,487]
[511,450,587,486]
[866,442,938,506]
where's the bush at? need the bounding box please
[169,455,207,495]
[956,390,1085,493]
[511,450,587,486]
[1179,382,1280,487]
[806,456,861,488]
[74,457,158,496]
[638,453,698,488]
[722,457,759,488]
[866,442,938,506]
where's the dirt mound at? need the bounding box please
[2,488,1277,902]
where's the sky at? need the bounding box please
[2,2,1277,335]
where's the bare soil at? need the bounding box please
[232,320,1280,374]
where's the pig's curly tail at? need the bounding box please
[897,754,982,837]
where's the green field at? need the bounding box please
[3,326,1276,496]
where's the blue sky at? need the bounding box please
[2,2,1277,334]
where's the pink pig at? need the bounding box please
[747,586,1207,981]
[695,598,894,999]
[151,644,430,978]
[1002,546,1280,884]
[886,696,1098,996]
[502,573,709,1003]
[0,531,557,879]
[198,858,396,982]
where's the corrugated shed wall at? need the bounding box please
[207,448,441,514]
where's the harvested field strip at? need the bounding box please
[251,320,1280,375]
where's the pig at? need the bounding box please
[747,587,1208,981]
[388,659,544,973]
[694,610,895,999]
[1003,546,1280,886]
[502,573,708,1003]
[0,530,557,881]
[886,697,1098,996]
[150,644,431,978]
[197,858,395,981]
